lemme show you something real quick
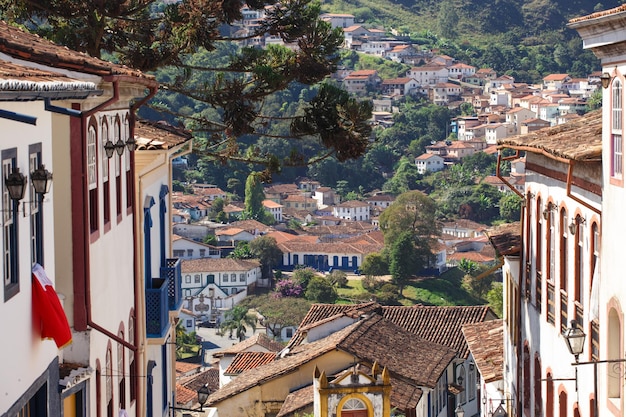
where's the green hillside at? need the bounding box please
[323,0,622,78]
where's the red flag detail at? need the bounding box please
[32,263,72,348]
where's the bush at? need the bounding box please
[275,279,303,298]
[376,283,401,305]
[361,275,383,292]
[328,270,348,288]
[293,267,317,291]
[305,276,338,303]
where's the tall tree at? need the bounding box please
[249,236,283,282]
[379,190,440,248]
[389,231,420,295]
[3,0,372,173]
[243,172,266,221]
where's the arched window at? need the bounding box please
[559,208,568,333]
[87,120,99,234]
[608,307,622,399]
[118,329,126,409]
[559,391,567,417]
[340,397,368,417]
[573,214,584,305]
[612,78,623,180]
[106,347,113,417]
[524,345,531,410]
[129,314,136,402]
[535,197,543,311]
[534,356,543,417]
[546,371,554,417]
[101,120,111,226]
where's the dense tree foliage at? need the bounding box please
[389,231,420,294]
[305,276,338,303]
[242,294,311,339]
[249,236,283,281]
[3,0,373,175]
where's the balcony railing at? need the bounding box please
[146,278,168,338]
[161,258,182,311]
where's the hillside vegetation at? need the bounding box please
[323,0,621,79]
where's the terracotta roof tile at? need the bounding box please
[224,351,277,374]
[0,61,100,99]
[462,319,504,383]
[337,315,456,387]
[135,119,192,150]
[0,21,153,81]
[181,258,260,273]
[206,322,360,405]
[180,367,220,394]
[381,305,497,358]
[214,333,284,356]
[176,361,201,375]
[486,222,521,256]
[176,384,198,406]
[207,316,453,407]
[497,110,602,162]
[276,385,313,417]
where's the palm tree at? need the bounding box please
[219,305,258,342]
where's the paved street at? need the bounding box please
[195,323,265,365]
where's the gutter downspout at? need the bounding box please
[129,83,159,417]
[496,150,523,198]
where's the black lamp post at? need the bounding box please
[170,384,210,415]
[104,139,116,159]
[5,167,27,201]
[31,165,53,195]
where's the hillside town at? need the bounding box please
[1,3,626,417]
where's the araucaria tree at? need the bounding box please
[2,0,373,174]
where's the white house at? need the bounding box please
[407,64,449,87]
[381,77,420,96]
[448,63,476,79]
[214,227,255,245]
[568,8,626,417]
[494,109,602,417]
[181,258,262,297]
[172,235,221,259]
[505,107,536,134]
[332,200,371,221]
[262,199,283,222]
[415,153,445,174]
[0,21,178,417]
[320,13,355,28]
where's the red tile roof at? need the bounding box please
[0,21,154,81]
[276,385,313,417]
[291,303,497,359]
[224,351,277,375]
[462,319,504,383]
[181,258,260,273]
[135,120,192,150]
[207,315,453,407]
[486,222,521,256]
[214,332,284,356]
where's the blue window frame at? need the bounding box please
[3,148,19,301]
[29,144,44,266]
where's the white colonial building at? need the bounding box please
[332,200,370,221]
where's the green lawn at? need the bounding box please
[337,268,485,307]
